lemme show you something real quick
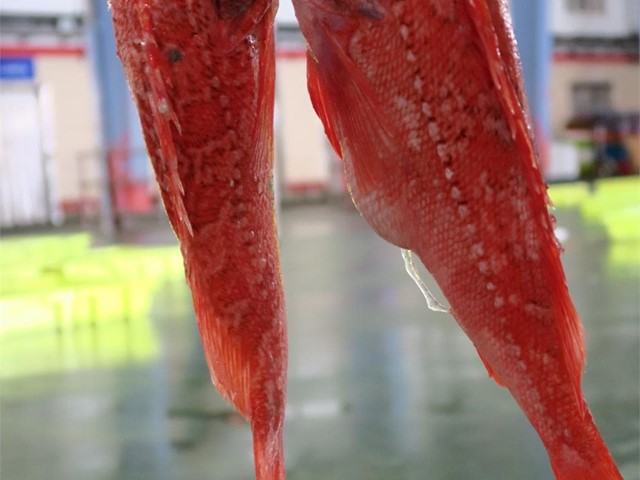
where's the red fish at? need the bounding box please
[292,0,621,478]
[111,2,287,479]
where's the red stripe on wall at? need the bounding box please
[285,181,328,194]
[59,198,99,216]
[277,49,306,60]
[0,45,85,57]
[553,52,639,64]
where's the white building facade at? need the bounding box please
[0,0,101,226]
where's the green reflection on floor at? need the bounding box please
[608,242,640,273]
[547,181,590,208]
[548,176,640,243]
[0,235,185,379]
[0,178,638,480]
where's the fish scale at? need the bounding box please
[294,0,621,478]
[111,1,287,479]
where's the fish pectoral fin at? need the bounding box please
[210,0,273,55]
[475,347,507,388]
[307,52,342,158]
[305,20,401,193]
[135,2,192,237]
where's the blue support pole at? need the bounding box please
[509,0,552,174]
[89,0,130,149]
[88,0,150,233]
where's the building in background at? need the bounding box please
[1,0,162,230]
[0,0,100,226]
[275,5,337,200]
[277,0,640,184]
[550,0,640,179]
[2,1,638,227]
[0,0,332,227]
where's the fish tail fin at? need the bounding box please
[549,411,622,480]
[251,422,286,480]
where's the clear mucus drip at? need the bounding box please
[401,249,449,314]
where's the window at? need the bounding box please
[572,82,611,116]
[566,0,605,13]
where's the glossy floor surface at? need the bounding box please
[2,203,639,480]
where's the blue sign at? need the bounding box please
[0,57,34,81]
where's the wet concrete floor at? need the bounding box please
[1,203,638,479]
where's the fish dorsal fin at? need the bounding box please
[464,0,534,162]
[465,0,586,413]
[248,5,277,177]
[469,0,554,214]
[304,21,401,194]
[135,2,193,237]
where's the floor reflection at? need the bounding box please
[1,202,638,480]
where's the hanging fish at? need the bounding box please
[111,1,287,479]
[292,0,621,478]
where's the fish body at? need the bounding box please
[292,0,621,478]
[111,2,286,479]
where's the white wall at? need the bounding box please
[552,0,640,37]
[627,0,640,28]
[35,55,102,205]
[276,0,298,26]
[276,57,330,190]
[0,86,52,226]
[0,0,87,16]
[550,61,640,135]
[4,0,295,23]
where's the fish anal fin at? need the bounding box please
[475,347,507,387]
[305,20,400,194]
[188,261,251,419]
